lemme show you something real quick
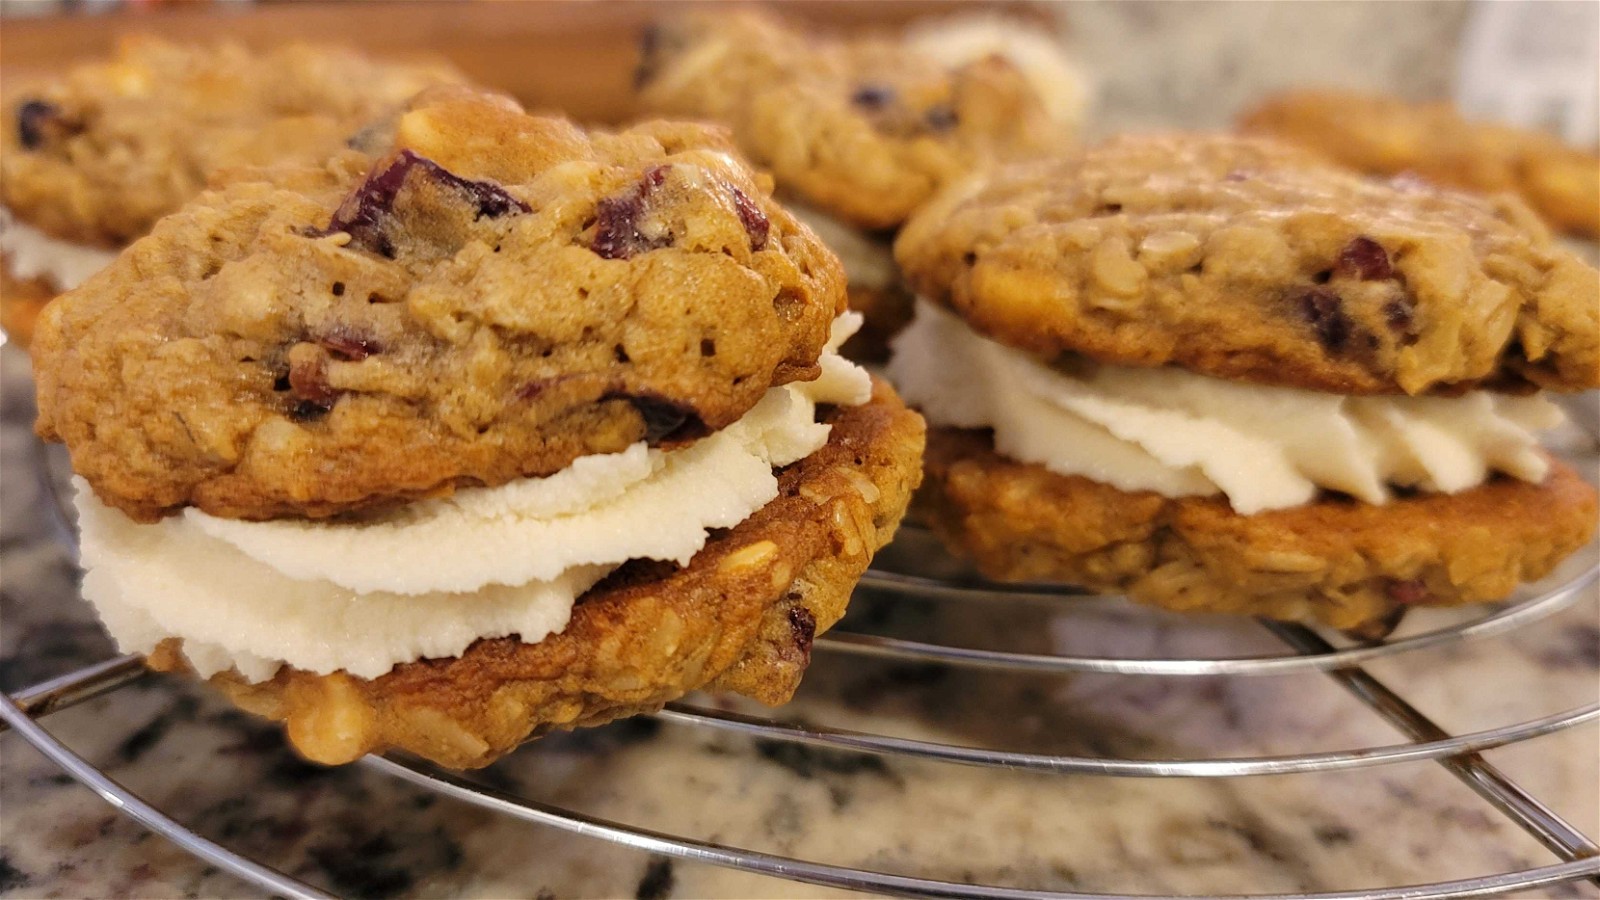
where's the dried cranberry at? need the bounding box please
[1383,296,1416,333]
[315,325,380,361]
[432,162,527,220]
[923,104,959,132]
[1333,236,1393,281]
[591,166,672,260]
[1294,287,1354,353]
[604,389,704,443]
[289,400,330,422]
[1384,577,1431,605]
[316,149,530,257]
[729,185,769,251]
[16,100,66,150]
[788,606,816,657]
[288,348,336,408]
[629,394,693,441]
[850,84,895,110]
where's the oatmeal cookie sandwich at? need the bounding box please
[634,8,1087,357]
[0,36,462,347]
[33,90,924,768]
[888,133,1598,631]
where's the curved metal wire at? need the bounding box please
[0,655,146,735]
[366,754,1600,900]
[0,691,331,899]
[5,655,1597,900]
[654,701,1600,777]
[11,652,1598,780]
[829,562,1599,675]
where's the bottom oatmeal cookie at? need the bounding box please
[148,381,924,768]
[921,429,1597,631]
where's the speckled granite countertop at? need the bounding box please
[4,2,1600,898]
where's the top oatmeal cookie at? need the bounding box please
[634,9,1070,231]
[32,90,845,523]
[1,36,463,247]
[1238,90,1600,239]
[895,133,1599,396]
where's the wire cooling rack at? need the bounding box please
[4,434,1600,900]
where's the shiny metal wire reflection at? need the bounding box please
[13,655,1597,779]
[654,701,1599,777]
[840,562,1598,676]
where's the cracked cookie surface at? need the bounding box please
[153,379,925,768]
[634,9,1068,230]
[920,429,1597,631]
[1,36,463,247]
[32,91,845,522]
[895,133,1600,396]
[1239,89,1600,239]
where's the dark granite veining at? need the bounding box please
[635,858,675,900]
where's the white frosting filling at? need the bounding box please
[79,313,873,682]
[786,201,897,290]
[888,301,1563,515]
[0,208,118,292]
[906,15,1090,131]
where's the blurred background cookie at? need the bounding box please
[1239,89,1600,239]
[0,36,463,348]
[634,7,1087,359]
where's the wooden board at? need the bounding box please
[0,1,1048,124]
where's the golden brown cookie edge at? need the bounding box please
[919,428,1597,630]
